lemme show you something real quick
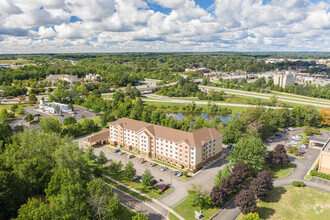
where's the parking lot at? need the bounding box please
[75,135,229,208]
[8,105,96,129]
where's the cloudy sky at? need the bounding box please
[0,0,329,53]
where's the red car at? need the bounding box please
[161,184,169,192]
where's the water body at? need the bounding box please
[165,112,240,124]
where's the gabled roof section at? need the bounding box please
[109,118,223,147]
[85,128,109,143]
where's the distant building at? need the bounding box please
[85,74,102,81]
[185,68,211,73]
[46,74,78,84]
[273,71,296,88]
[39,100,72,114]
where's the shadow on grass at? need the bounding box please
[257,207,276,219]
[261,187,287,203]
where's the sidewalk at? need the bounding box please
[102,174,185,220]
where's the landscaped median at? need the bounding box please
[269,162,293,179]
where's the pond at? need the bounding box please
[165,112,240,124]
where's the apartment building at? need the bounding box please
[108,118,223,170]
[46,74,78,84]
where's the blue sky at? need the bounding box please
[0,0,329,53]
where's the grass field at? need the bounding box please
[144,101,248,114]
[269,163,293,179]
[0,58,34,65]
[242,186,330,220]
[170,198,219,220]
[79,115,102,126]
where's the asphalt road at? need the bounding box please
[199,85,330,108]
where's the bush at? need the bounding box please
[304,126,320,136]
[286,146,300,155]
[310,170,330,181]
[235,189,257,215]
[242,212,260,220]
[183,171,188,177]
[292,181,305,187]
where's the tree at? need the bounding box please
[250,170,273,198]
[227,136,268,175]
[232,162,250,180]
[219,173,242,195]
[223,117,246,144]
[108,161,122,174]
[141,169,154,188]
[0,109,15,122]
[267,144,289,166]
[39,117,62,133]
[28,94,38,103]
[214,164,230,185]
[97,151,107,165]
[132,213,148,220]
[16,198,50,220]
[235,189,257,215]
[242,212,260,220]
[210,186,227,207]
[63,116,77,126]
[24,114,34,122]
[87,147,96,161]
[0,122,12,150]
[123,161,136,180]
[87,178,121,219]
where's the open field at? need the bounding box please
[0,58,34,65]
[239,186,330,220]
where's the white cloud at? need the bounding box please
[0,0,329,53]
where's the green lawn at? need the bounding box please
[0,103,35,111]
[118,204,137,220]
[103,169,173,199]
[79,116,102,126]
[168,212,180,220]
[0,58,34,65]
[251,186,330,220]
[170,198,219,220]
[269,163,293,179]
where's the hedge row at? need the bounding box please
[310,170,330,181]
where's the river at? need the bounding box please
[165,112,240,124]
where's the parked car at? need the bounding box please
[161,167,168,171]
[173,171,179,175]
[280,129,287,133]
[151,179,157,185]
[298,148,305,154]
[161,184,169,192]
[177,172,183,177]
[133,175,140,181]
[300,144,307,149]
[275,134,281,138]
[127,154,134,159]
[120,151,126,155]
[150,163,157,167]
[226,144,233,149]
[139,158,146,164]
[114,149,120,153]
[267,139,273,143]
[288,127,294,131]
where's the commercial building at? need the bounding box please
[318,138,330,175]
[185,68,211,73]
[85,74,102,81]
[273,71,296,88]
[46,74,78,84]
[39,100,72,114]
[104,118,223,170]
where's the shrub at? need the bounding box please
[292,181,305,187]
[183,171,188,177]
[304,126,320,136]
[267,144,290,166]
[242,212,260,220]
[235,189,257,215]
[286,146,300,155]
[210,186,227,207]
[310,170,330,181]
[232,162,250,180]
[251,170,273,198]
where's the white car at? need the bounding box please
[288,127,294,131]
[300,144,307,149]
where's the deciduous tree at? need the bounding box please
[235,189,257,215]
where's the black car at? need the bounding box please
[275,134,281,138]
